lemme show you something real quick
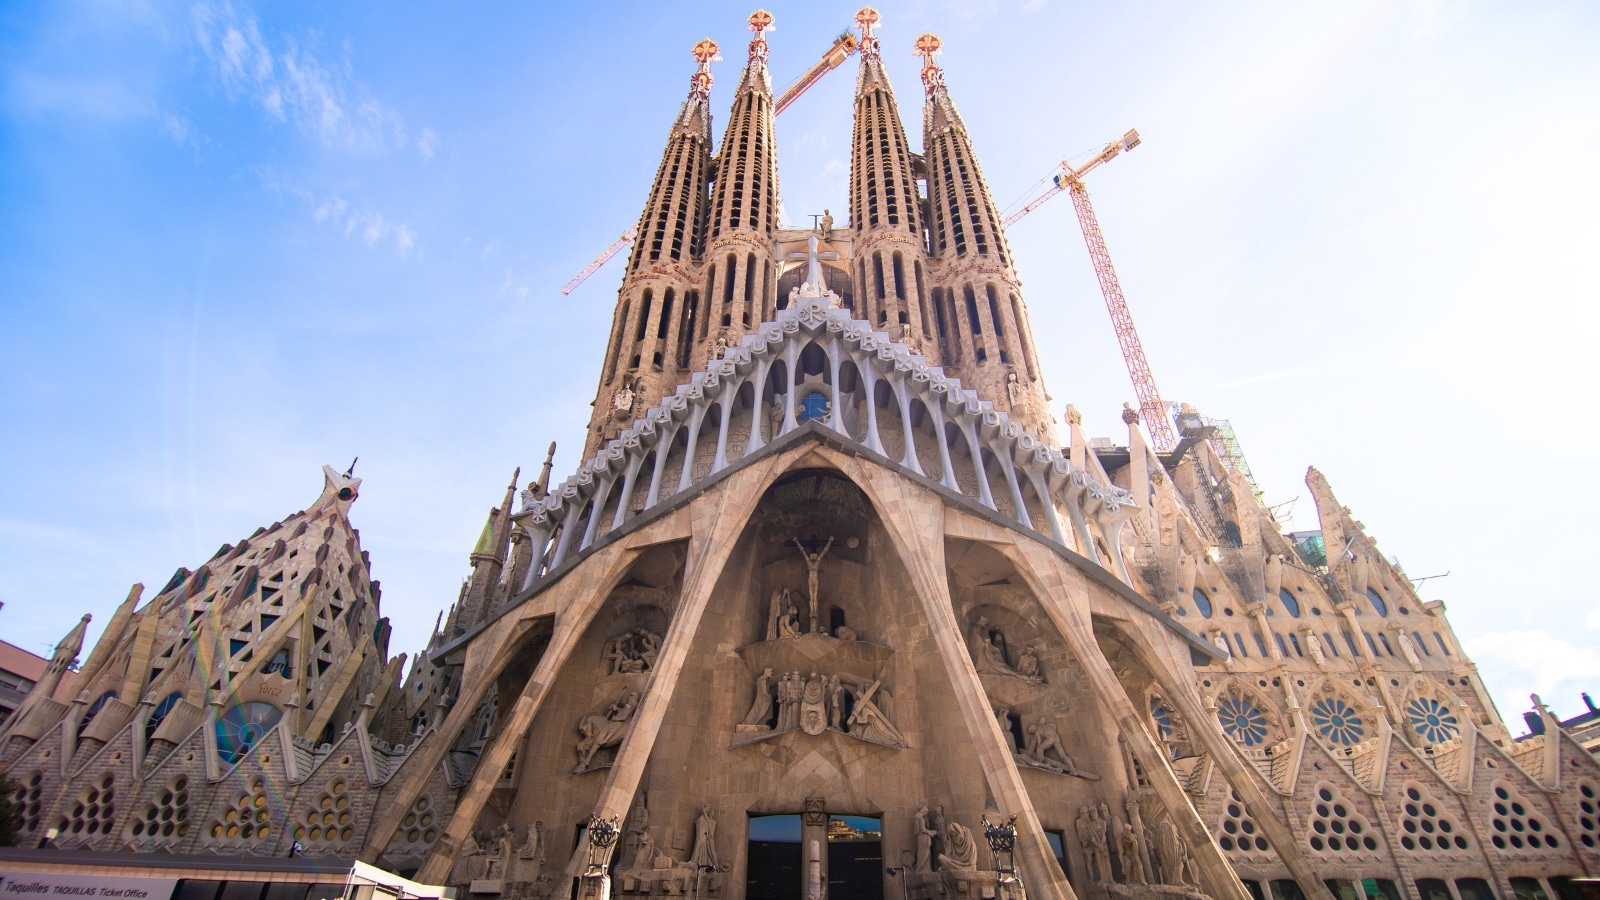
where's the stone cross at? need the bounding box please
[785,234,839,297]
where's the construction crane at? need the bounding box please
[561,29,861,295]
[776,30,858,114]
[1001,130,1179,452]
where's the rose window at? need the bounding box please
[1218,696,1268,747]
[1406,697,1459,745]
[1311,697,1365,746]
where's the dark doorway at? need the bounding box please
[827,816,884,900]
[748,815,803,900]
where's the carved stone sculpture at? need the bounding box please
[1074,807,1101,882]
[1088,807,1112,883]
[800,672,827,736]
[691,804,718,869]
[574,689,639,772]
[913,805,934,874]
[969,616,1039,682]
[846,680,905,747]
[826,675,843,730]
[602,629,661,676]
[994,706,1017,753]
[791,537,834,633]
[1116,823,1143,884]
[739,668,775,732]
[1153,819,1186,886]
[939,821,977,871]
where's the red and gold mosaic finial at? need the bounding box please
[689,38,721,99]
[747,9,773,62]
[855,7,881,59]
[913,31,944,93]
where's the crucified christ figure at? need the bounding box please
[791,536,834,633]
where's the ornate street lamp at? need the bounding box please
[585,815,620,875]
[981,815,1022,899]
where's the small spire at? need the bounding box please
[855,7,881,59]
[689,38,721,101]
[536,442,556,496]
[913,32,944,96]
[747,10,773,64]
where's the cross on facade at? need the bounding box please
[785,234,840,296]
[914,32,945,91]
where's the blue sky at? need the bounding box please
[2,1,1597,726]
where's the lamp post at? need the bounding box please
[580,815,620,900]
[981,815,1022,900]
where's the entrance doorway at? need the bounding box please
[748,815,803,900]
[827,816,884,900]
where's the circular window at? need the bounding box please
[1311,697,1365,746]
[215,702,283,765]
[1218,696,1269,747]
[1406,697,1460,745]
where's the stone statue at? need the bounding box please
[791,537,834,633]
[819,209,834,239]
[603,629,661,676]
[931,805,948,864]
[826,675,844,730]
[800,672,827,736]
[574,689,640,772]
[634,629,659,670]
[1074,807,1100,882]
[939,821,977,871]
[1396,630,1422,668]
[1017,645,1041,680]
[994,706,1018,753]
[777,596,803,639]
[632,827,656,869]
[1116,823,1143,884]
[740,668,776,730]
[1305,631,1327,667]
[912,805,935,874]
[691,804,718,869]
[1006,372,1026,413]
[1024,720,1096,778]
[714,336,728,358]
[846,680,905,747]
[969,616,1033,680]
[1153,819,1185,886]
[518,820,545,861]
[1087,807,1112,883]
[766,587,787,641]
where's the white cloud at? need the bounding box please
[313,195,348,224]
[162,113,192,144]
[1586,607,1600,630]
[1464,629,1600,718]
[481,239,500,260]
[191,1,434,156]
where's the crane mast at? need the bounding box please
[562,29,859,295]
[1066,179,1178,452]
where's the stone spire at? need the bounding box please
[703,11,782,350]
[459,469,520,633]
[848,8,933,346]
[918,32,1051,440]
[589,41,721,458]
[2,614,92,735]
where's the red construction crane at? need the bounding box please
[1002,130,1178,452]
[561,28,860,295]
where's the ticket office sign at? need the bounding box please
[0,873,178,900]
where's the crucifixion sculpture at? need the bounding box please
[790,536,834,633]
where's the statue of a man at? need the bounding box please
[791,537,834,633]
[691,804,718,869]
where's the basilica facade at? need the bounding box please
[3,10,1596,900]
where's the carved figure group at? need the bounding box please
[574,689,640,772]
[994,707,1098,779]
[602,629,661,676]
[743,669,903,747]
[969,616,1045,684]
[1075,805,1113,883]
[913,804,977,874]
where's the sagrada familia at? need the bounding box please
[4,10,1596,900]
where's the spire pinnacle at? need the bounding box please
[855,7,881,60]
[689,38,721,101]
[536,441,556,496]
[913,32,945,95]
[747,10,773,63]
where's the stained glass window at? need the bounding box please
[1406,697,1459,745]
[1192,588,1213,618]
[1311,697,1365,746]
[1150,697,1174,743]
[1218,696,1269,747]
[798,391,831,422]
[1367,588,1389,617]
[215,702,282,765]
[145,691,183,746]
[1279,588,1301,618]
